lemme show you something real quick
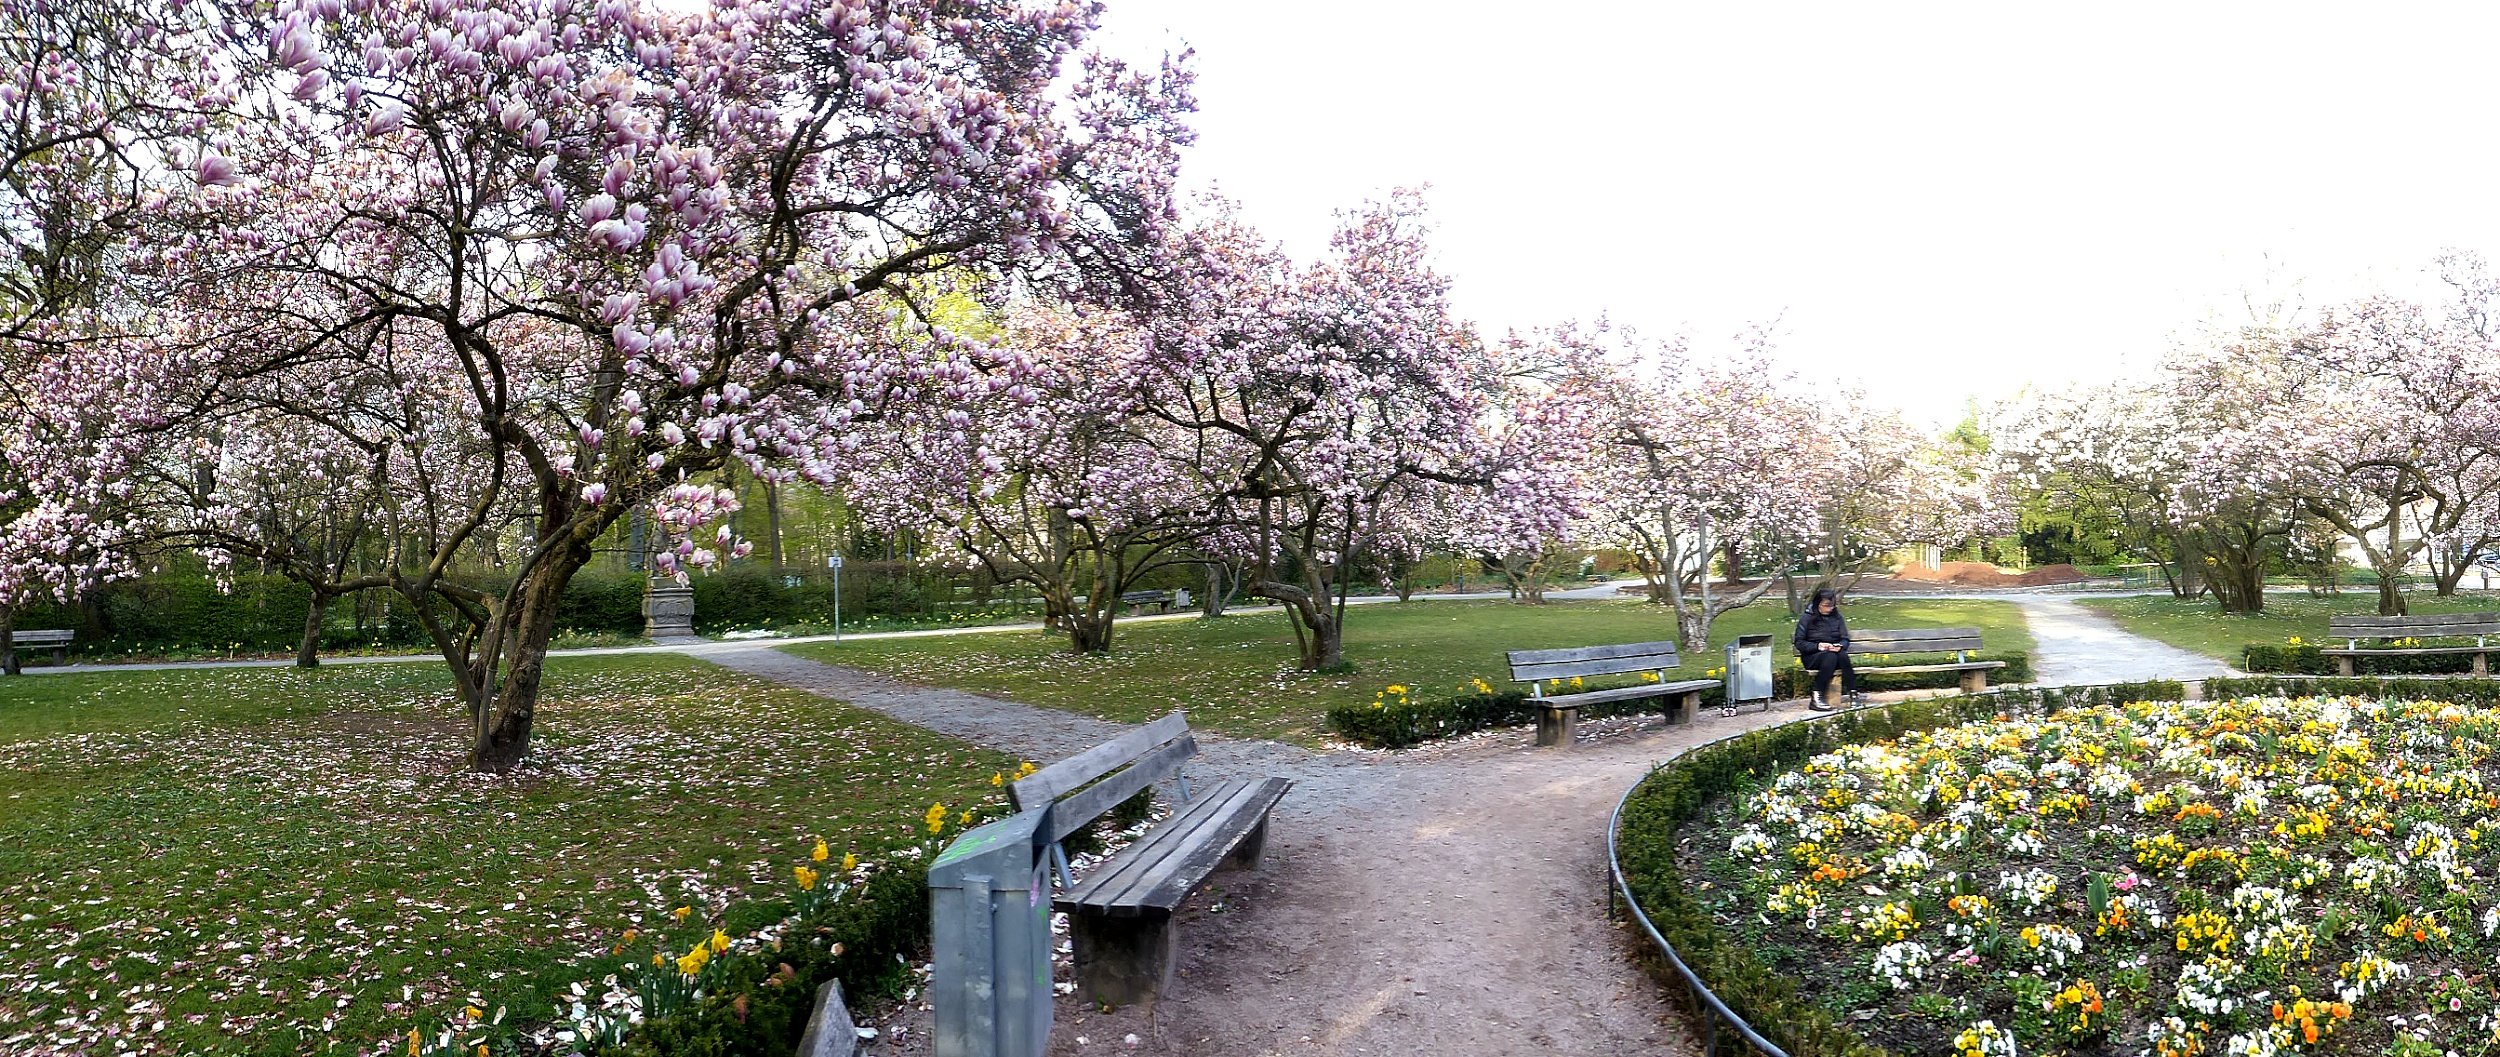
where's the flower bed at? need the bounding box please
[1667,692,2500,1056]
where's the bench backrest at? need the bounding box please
[2326,612,2500,640]
[1008,711,1194,846]
[1506,641,1681,683]
[1120,590,1168,601]
[1846,627,1984,655]
[7,629,72,645]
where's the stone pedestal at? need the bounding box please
[642,581,696,639]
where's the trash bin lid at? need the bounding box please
[1735,634,1773,647]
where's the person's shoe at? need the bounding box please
[1848,691,1867,706]
[1809,697,1840,712]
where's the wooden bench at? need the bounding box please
[1119,589,1174,614]
[2321,612,2500,676]
[1008,711,1290,1006]
[5,628,72,667]
[1505,641,1718,748]
[1810,627,2005,708]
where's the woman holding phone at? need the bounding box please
[1793,586,1861,711]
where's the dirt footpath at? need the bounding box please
[701,643,1817,1057]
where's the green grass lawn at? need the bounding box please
[782,597,2035,742]
[0,655,1017,1056]
[2076,590,2500,664]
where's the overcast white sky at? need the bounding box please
[1092,2,2500,426]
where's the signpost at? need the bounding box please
[827,553,845,642]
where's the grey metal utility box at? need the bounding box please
[1724,633,1774,712]
[929,807,1055,1057]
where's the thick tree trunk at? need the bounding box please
[1065,610,1114,654]
[467,544,593,774]
[1200,563,1230,617]
[296,591,329,669]
[1,605,17,677]
[2376,573,2406,616]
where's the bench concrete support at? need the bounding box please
[1069,910,1176,1007]
[1669,689,1698,726]
[1534,705,1577,748]
[1220,817,1269,870]
[2336,656,2355,677]
[1960,669,1990,694]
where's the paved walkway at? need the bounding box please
[2004,595,2238,685]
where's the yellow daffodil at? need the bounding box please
[990,772,1005,786]
[959,809,975,825]
[652,952,665,967]
[408,1029,421,1057]
[710,928,731,954]
[619,927,638,945]
[796,865,819,891]
[842,852,858,871]
[926,801,949,834]
[676,945,710,976]
[671,905,691,924]
[811,839,829,863]
[1016,761,1038,778]
[478,1046,489,1057]
[465,1005,484,1021]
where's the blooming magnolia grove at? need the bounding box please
[28,0,1194,769]
[1690,695,2500,1056]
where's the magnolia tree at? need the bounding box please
[846,302,1210,653]
[1811,399,2009,598]
[0,0,235,668]
[1445,330,1610,604]
[1563,324,1817,647]
[82,0,1190,769]
[1142,196,1515,670]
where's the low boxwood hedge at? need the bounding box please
[1324,652,2034,750]
[2207,673,2500,704]
[1609,680,2188,1057]
[2240,642,2474,675]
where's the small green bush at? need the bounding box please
[2207,674,2500,704]
[607,865,929,1057]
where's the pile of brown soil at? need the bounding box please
[1890,561,2086,587]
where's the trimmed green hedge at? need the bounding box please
[1610,680,2189,1057]
[2207,674,2500,704]
[2240,642,2476,675]
[1324,652,2035,750]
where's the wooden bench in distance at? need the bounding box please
[1007,711,1289,1006]
[1119,589,1174,615]
[1818,628,2006,708]
[6,628,72,667]
[1505,641,1718,748]
[2321,612,2500,676]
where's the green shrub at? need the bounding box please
[1610,680,2187,1057]
[2208,674,2500,704]
[2240,642,2474,675]
[607,865,929,1057]
[1326,652,2036,750]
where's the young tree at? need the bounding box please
[100,0,1190,768]
[848,303,1209,653]
[1145,195,1507,670]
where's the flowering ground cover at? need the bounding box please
[786,598,2034,743]
[1684,694,2500,1056]
[0,655,1018,1056]
[2075,594,2500,665]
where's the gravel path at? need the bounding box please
[2004,595,2238,685]
[696,644,1821,1057]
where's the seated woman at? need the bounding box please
[1792,586,1862,711]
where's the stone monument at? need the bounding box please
[642,577,696,640]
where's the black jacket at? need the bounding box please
[1793,609,1850,654]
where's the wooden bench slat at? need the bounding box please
[1012,711,1189,809]
[1063,778,1289,916]
[2316,646,2494,657]
[1060,778,1262,912]
[2328,613,2500,635]
[1850,661,2006,675]
[1510,654,1684,682]
[1846,628,1985,652]
[1533,679,1718,708]
[1043,734,1197,845]
[7,630,72,645]
[1505,641,1681,666]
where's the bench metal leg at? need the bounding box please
[1534,706,1577,748]
[1069,909,1176,1007]
[1219,816,1269,871]
[1959,670,1987,694]
[48,647,67,666]
[2336,657,2355,677]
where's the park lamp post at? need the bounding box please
[826,553,844,642]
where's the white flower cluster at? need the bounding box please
[2175,960,2243,1016]
[1997,868,2058,912]
[1872,940,1932,991]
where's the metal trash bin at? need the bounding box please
[1723,633,1774,714]
[929,807,1055,1057]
